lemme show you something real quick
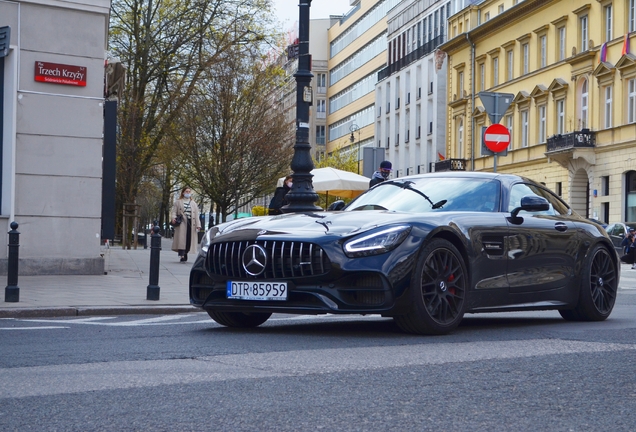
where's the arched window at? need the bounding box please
[578,77,589,129]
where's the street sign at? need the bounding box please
[478,91,514,124]
[483,123,510,153]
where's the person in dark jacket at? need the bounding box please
[369,160,392,188]
[621,228,636,269]
[268,175,292,215]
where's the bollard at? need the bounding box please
[5,221,20,302]
[146,225,161,300]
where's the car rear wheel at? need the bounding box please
[394,238,467,335]
[559,245,618,321]
[207,310,272,328]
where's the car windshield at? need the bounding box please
[346,177,501,213]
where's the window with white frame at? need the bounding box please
[605,85,613,129]
[605,5,613,43]
[492,57,499,86]
[580,15,588,52]
[557,99,565,134]
[316,125,326,145]
[522,43,529,74]
[558,27,566,61]
[479,63,485,91]
[316,99,326,119]
[538,105,546,143]
[458,119,464,157]
[506,114,513,143]
[579,78,588,129]
[521,110,529,147]
[458,71,464,97]
[629,78,636,123]
[316,73,327,93]
[630,0,636,33]
[540,35,547,68]
[507,50,514,81]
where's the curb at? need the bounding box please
[0,305,199,319]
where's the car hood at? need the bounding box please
[212,211,418,241]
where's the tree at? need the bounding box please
[108,0,276,231]
[176,48,293,223]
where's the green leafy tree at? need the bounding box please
[108,0,276,230]
[176,48,293,223]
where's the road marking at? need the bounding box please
[1,338,634,399]
[0,326,69,330]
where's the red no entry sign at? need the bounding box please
[483,123,510,153]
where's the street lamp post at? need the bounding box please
[282,0,322,213]
[350,124,360,174]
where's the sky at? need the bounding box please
[272,0,353,30]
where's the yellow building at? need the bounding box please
[327,0,402,174]
[440,0,636,223]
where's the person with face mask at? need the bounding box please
[369,161,392,188]
[171,186,202,262]
[268,175,293,215]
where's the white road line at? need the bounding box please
[1,338,634,399]
[0,326,69,330]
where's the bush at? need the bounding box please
[252,205,267,216]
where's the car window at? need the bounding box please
[507,183,570,216]
[346,177,501,213]
[611,224,625,236]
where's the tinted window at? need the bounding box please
[508,183,571,216]
[347,177,501,213]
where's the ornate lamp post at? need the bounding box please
[350,124,360,174]
[282,0,322,213]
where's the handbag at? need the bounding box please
[171,214,183,227]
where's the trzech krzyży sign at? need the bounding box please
[34,61,86,87]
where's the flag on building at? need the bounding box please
[600,42,607,63]
[438,152,445,161]
[622,34,631,56]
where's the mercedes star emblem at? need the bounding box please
[242,244,267,276]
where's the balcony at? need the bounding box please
[434,159,467,172]
[546,129,596,152]
[545,129,596,168]
[378,35,445,82]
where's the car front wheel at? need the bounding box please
[394,238,468,335]
[207,310,272,328]
[559,245,618,321]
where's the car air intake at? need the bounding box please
[207,240,331,279]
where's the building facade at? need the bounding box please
[375,0,454,178]
[327,0,402,176]
[0,0,110,274]
[441,0,636,223]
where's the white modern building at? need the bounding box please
[375,0,456,178]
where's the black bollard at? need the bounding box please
[146,225,161,300]
[5,221,20,302]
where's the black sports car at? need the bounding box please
[189,172,619,335]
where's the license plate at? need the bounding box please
[226,281,288,301]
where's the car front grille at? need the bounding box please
[206,240,331,279]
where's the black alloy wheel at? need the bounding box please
[559,245,618,321]
[207,310,272,327]
[395,238,467,335]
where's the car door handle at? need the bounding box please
[554,222,568,232]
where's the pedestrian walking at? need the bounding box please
[171,186,201,262]
[369,160,392,188]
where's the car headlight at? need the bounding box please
[199,227,219,256]
[343,225,412,258]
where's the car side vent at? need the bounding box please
[207,241,331,279]
[482,236,505,256]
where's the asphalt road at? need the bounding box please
[1,292,636,431]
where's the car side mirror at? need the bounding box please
[327,200,346,211]
[510,195,550,219]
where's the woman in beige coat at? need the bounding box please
[171,186,201,262]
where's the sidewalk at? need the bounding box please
[1,239,635,319]
[0,237,197,318]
